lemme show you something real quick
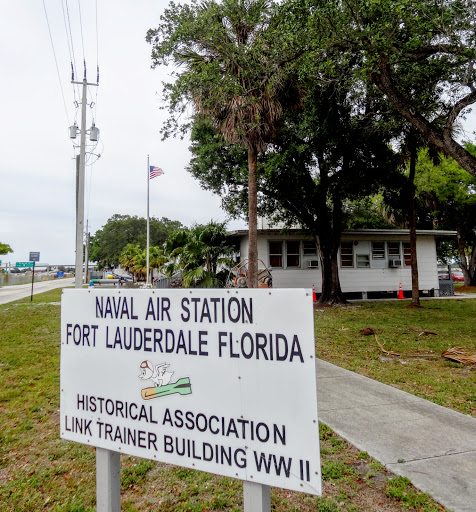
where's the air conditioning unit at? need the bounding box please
[389,259,402,268]
[307,260,319,268]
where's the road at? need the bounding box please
[0,277,75,305]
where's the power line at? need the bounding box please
[62,0,79,99]
[77,0,87,79]
[94,0,100,113]
[42,0,71,127]
[95,0,99,71]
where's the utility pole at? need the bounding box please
[84,220,90,284]
[70,75,120,511]
[71,78,98,289]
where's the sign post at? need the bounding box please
[61,288,321,509]
[29,252,40,301]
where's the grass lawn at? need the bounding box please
[314,297,476,416]
[0,289,459,511]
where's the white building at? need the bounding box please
[228,228,456,299]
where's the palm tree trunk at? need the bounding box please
[247,146,258,288]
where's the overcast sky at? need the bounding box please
[1,1,475,267]
[0,0,246,267]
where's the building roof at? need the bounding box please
[227,228,457,238]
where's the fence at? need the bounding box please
[153,271,182,289]
[0,273,59,286]
[153,276,173,289]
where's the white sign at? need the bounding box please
[60,288,321,495]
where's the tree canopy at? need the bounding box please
[0,243,13,256]
[305,0,476,178]
[89,215,183,269]
[415,143,476,285]
[188,74,401,303]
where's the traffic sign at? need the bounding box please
[16,262,34,268]
[29,252,40,262]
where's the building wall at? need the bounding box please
[238,233,439,293]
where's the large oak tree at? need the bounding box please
[306,0,476,178]
[188,76,401,304]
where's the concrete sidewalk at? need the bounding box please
[316,359,476,512]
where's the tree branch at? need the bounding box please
[371,58,476,179]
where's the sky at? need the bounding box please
[1,1,475,268]
[0,0,246,267]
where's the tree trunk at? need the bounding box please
[313,158,347,305]
[247,146,258,288]
[317,234,347,305]
[318,252,346,304]
[456,228,476,287]
[470,247,476,287]
[408,140,421,308]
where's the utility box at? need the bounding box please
[90,126,99,141]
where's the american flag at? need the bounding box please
[149,166,164,179]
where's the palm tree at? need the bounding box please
[148,246,168,283]
[119,244,141,281]
[164,222,234,288]
[147,0,303,286]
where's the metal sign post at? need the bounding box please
[244,482,271,512]
[30,262,36,301]
[29,252,40,301]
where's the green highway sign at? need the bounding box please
[16,262,34,268]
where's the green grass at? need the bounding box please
[315,298,476,416]
[0,289,456,511]
[386,476,444,511]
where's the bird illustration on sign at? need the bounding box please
[138,360,192,400]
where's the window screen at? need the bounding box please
[286,241,300,267]
[371,241,385,259]
[340,242,354,267]
[403,242,412,266]
[269,241,283,268]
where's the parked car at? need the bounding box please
[113,273,133,282]
[438,272,464,282]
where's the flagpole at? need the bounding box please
[146,155,150,287]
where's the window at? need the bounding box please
[340,242,354,267]
[371,241,385,259]
[287,241,301,267]
[387,242,401,257]
[403,242,412,266]
[269,241,283,268]
[303,241,318,256]
[356,254,370,267]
